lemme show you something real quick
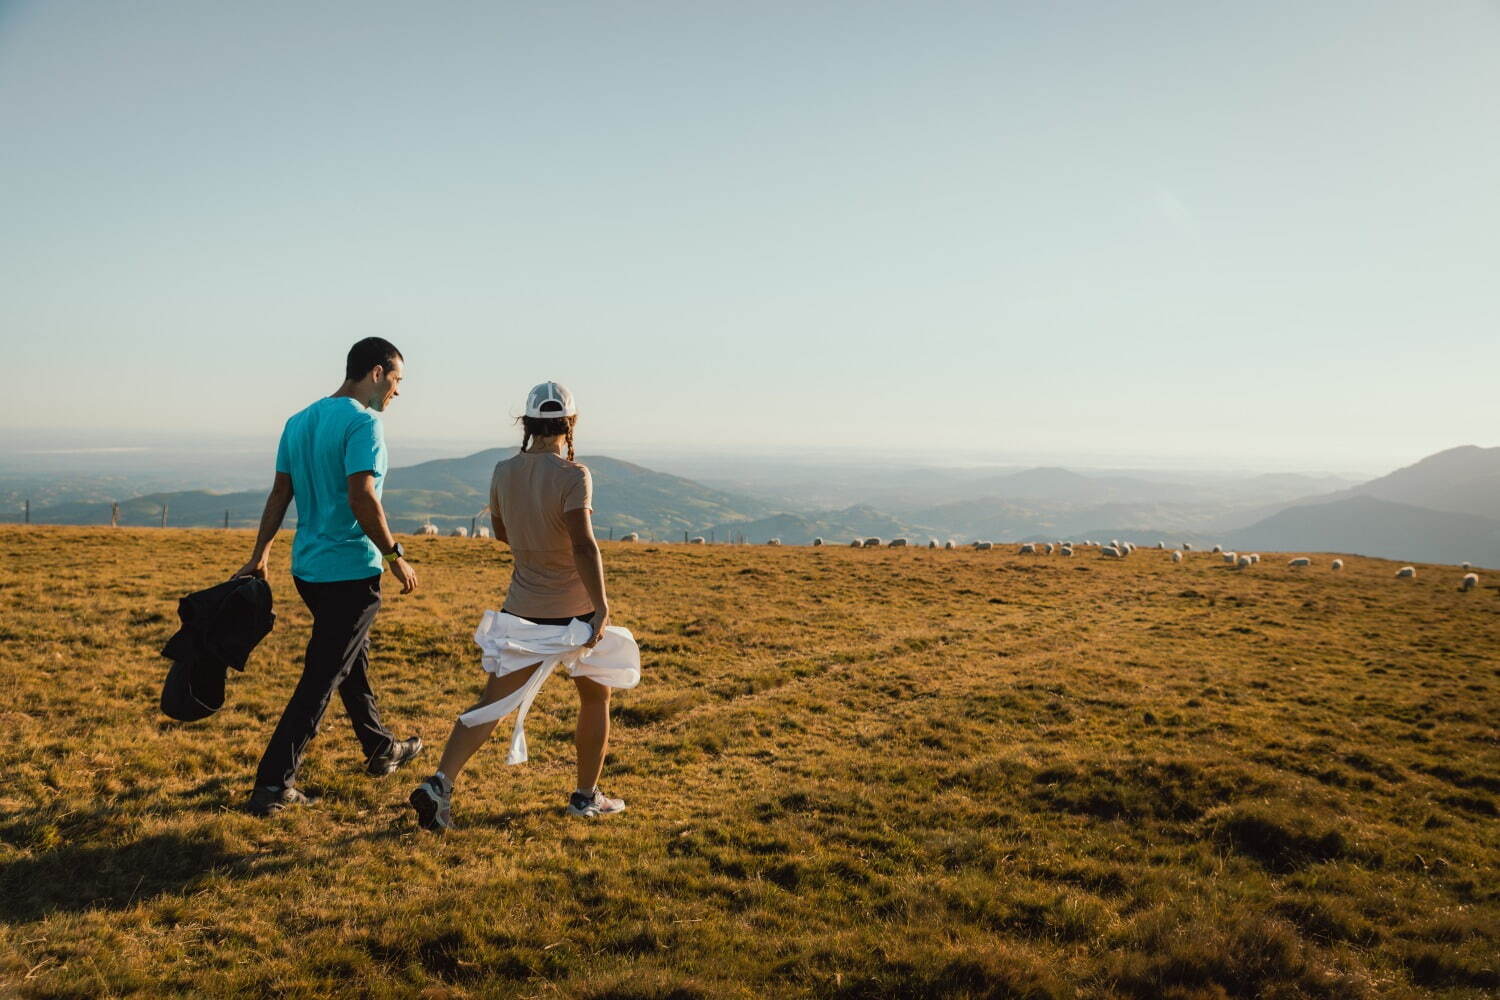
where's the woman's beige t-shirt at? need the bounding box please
[490,452,594,617]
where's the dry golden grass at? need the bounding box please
[0,526,1496,999]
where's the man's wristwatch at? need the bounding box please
[383,542,405,563]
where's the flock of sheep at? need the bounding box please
[411,523,1484,591]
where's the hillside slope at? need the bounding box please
[1,527,1495,997]
[1226,495,1500,568]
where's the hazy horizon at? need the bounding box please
[5,2,1498,474]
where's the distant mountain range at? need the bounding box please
[10,444,1497,567]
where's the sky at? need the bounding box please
[3,0,1497,475]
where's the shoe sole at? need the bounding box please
[567,803,626,818]
[408,785,451,833]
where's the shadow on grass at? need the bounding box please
[0,830,294,922]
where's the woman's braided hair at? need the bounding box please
[519,413,577,461]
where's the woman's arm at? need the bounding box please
[564,507,609,646]
[490,505,508,544]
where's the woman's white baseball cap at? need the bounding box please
[525,381,577,418]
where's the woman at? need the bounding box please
[408,381,640,832]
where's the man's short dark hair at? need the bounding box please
[346,337,403,382]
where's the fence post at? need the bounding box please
[160,503,168,528]
[224,509,230,529]
[23,498,29,524]
[111,502,119,527]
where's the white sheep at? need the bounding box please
[811,537,824,547]
[1461,561,1472,571]
[1460,572,1478,591]
[1100,545,1123,558]
[474,525,493,539]
[1288,557,1311,568]
[1249,554,1260,564]
[928,538,939,549]
[1237,554,1252,570]
[1222,551,1238,564]
[1172,550,1183,563]
[1396,566,1416,579]
[1044,543,1055,555]
[689,536,706,545]
[975,541,994,551]
[888,538,908,548]
[1156,541,1166,550]
[767,538,782,546]
[1183,542,1193,551]
[418,523,439,536]
[621,531,640,542]
[1060,546,1073,557]
[1331,559,1343,571]
[864,537,883,548]
[849,539,864,548]
[450,526,469,538]
[1212,544,1223,554]
[944,540,956,550]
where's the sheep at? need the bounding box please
[474,525,493,539]
[1461,561,1472,571]
[1237,554,1253,570]
[1156,541,1166,550]
[450,526,469,538]
[849,539,864,548]
[1182,542,1193,551]
[1249,554,1260,564]
[1212,544,1223,554]
[1331,559,1343,571]
[1396,566,1416,579]
[1172,550,1183,563]
[864,537,883,548]
[1460,572,1479,592]
[1288,557,1311,568]
[1018,543,1036,554]
[418,523,439,536]
[1222,551,1238,564]
[689,536,706,545]
[975,541,994,551]
[811,537,824,547]
[1060,545,1073,557]
[767,538,782,546]
[1100,545,1123,558]
[1123,542,1135,554]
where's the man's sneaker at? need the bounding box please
[408,776,453,833]
[246,784,310,818]
[567,788,626,818]
[367,736,424,777]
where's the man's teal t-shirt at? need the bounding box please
[275,397,388,583]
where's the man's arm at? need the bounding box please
[348,471,418,594]
[564,507,609,647]
[234,472,294,579]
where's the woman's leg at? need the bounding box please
[573,676,612,791]
[435,663,540,782]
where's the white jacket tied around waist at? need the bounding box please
[459,610,641,765]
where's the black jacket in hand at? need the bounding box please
[159,576,275,721]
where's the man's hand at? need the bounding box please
[233,556,268,580]
[389,556,418,595]
[584,606,610,648]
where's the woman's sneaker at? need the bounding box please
[408,775,453,833]
[568,788,625,818]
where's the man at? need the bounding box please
[235,337,423,816]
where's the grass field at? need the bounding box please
[0,526,1496,999]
